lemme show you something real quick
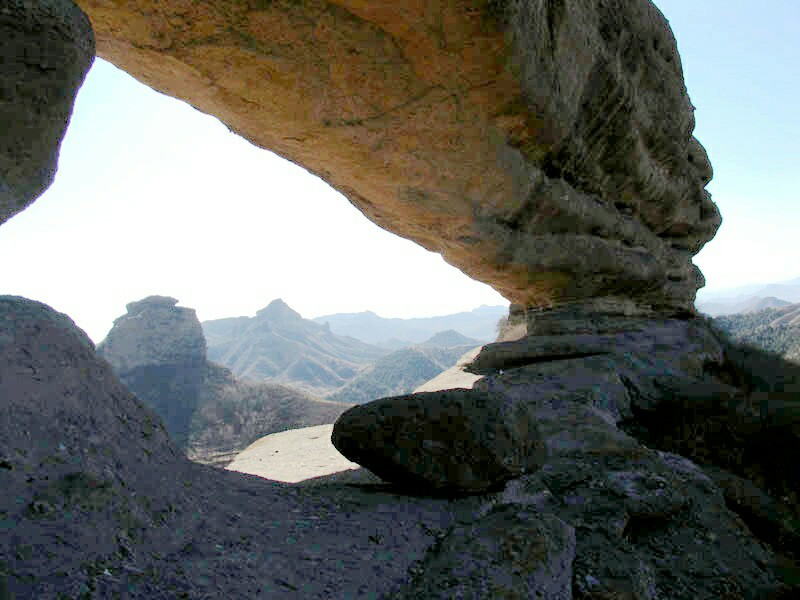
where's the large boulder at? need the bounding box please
[332,317,724,493]
[331,388,548,494]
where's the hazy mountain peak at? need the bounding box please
[421,329,482,347]
[203,301,389,396]
[256,298,302,321]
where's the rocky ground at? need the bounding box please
[2,296,799,598]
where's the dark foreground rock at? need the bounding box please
[332,388,548,494]
[0,0,94,223]
[1,0,798,596]
[2,297,797,598]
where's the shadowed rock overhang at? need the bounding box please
[2,0,720,316]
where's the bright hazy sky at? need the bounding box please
[0,1,797,344]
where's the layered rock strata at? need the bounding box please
[332,317,724,494]
[4,0,719,315]
[332,314,800,595]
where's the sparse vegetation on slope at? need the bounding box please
[326,345,477,404]
[202,299,388,396]
[713,303,800,361]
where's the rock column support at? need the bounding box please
[0,0,94,223]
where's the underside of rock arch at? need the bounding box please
[3,0,721,317]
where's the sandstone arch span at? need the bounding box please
[2,0,720,321]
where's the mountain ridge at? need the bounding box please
[202,300,390,396]
[697,275,800,316]
[712,302,800,364]
[325,344,480,405]
[311,304,508,346]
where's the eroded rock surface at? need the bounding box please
[332,317,724,493]
[332,388,548,494]
[0,0,94,223]
[3,1,799,597]
[1,296,794,599]
[3,0,718,314]
[390,507,577,599]
[98,295,207,373]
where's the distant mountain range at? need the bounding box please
[698,296,792,318]
[98,297,497,466]
[697,276,800,316]
[202,299,390,396]
[311,304,508,347]
[419,329,482,347]
[203,301,505,396]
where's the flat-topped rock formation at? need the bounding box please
[97,296,207,373]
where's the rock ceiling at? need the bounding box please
[2,0,720,314]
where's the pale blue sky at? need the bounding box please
[655,0,799,296]
[0,1,797,343]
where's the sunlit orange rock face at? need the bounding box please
[20,0,722,314]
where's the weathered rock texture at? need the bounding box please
[332,388,549,494]
[0,0,94,223]
[1,296,796,599]
[98,296,207,373]
[97,296,208,448]
[3,1,800,597]
[332,314,800,594]
[5,0,719,315]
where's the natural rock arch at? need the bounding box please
[3,0,720,322]
[5,3,800,598]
